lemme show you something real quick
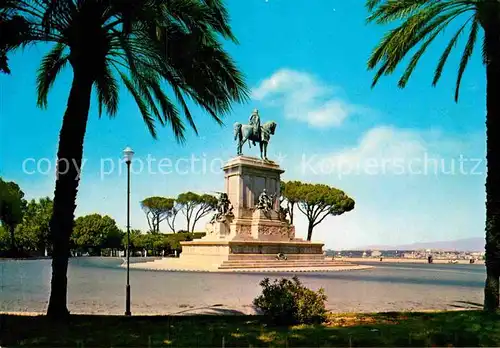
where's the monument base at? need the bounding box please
[176,236,366,271]
[169,156,360,272]
[178,239,351,270]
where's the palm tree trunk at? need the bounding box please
[484,25,500,312]
[46,67,93,319]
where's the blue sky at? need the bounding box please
[0,0,487,249]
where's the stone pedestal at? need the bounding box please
[179,156,331,270]
[204,221,231,240]
[224,156,283,220]
[250,209,295,241]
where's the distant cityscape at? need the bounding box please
[326,249,485,260]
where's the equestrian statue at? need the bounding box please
[234,108,277,161]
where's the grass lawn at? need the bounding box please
[1,310,499,347]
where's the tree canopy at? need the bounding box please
[0,225,9,253]
[124,229,205,256]
[72,214,123,254]
[165,202,181,233]
[190,194,217,232]
[177,192,217,232]
[15,197,53,253]
[281,181,355,241]
[0,178,26,252]
[140,197,175,233]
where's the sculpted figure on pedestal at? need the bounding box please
[277,205,289,223]
[210,192,234,223]
[255,189,274,213]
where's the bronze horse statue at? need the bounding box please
[234,121,277,160]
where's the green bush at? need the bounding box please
[0,225,10,253]
[192,232,206,239]
[253,276,327,325]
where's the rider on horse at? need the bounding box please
[249,109,261,146]
[233,108,277,160]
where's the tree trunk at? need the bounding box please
[307,221,313,241]
[191,209,199,232]
[46,67,93,319]
[168,212,177,233]
[191,213,200,232]
[154,215,160,233]
[484,23,500,312]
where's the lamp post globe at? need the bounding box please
[123,146,134,316]
[123,146,135,163]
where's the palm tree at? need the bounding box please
[1,0,248,319]
[365,0,500,311]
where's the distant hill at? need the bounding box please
[354,237,484,252]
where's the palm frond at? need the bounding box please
[366,0,385,12]
[0,14,31,50]
[370,60,391,88]
[432,18,471,86]
[95,60,119,117]
[172,85,199,136]
[112,34,188,142]
[131,72,163,125]
[398,25,443,88]
[396,7,475,87]
[114,14,248,140]
[201,0,237,42]
[368,4,468,75]
[114,34,188,140]
[367,0,439,24]
[6,0,248,142]
[0,52,10,74]
[41,0,71,34]
[118,71,157,139]
[366,0,477,98]
[368,5,445,71]
[36,42,68,108]
[164,27,248,113]
[148,81,186,142]
[455,15,479,102]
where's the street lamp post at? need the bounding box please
[123,146,134,316]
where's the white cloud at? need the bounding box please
[327,126,428,174]
[251,69,366,128]
[297,126,484,178]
